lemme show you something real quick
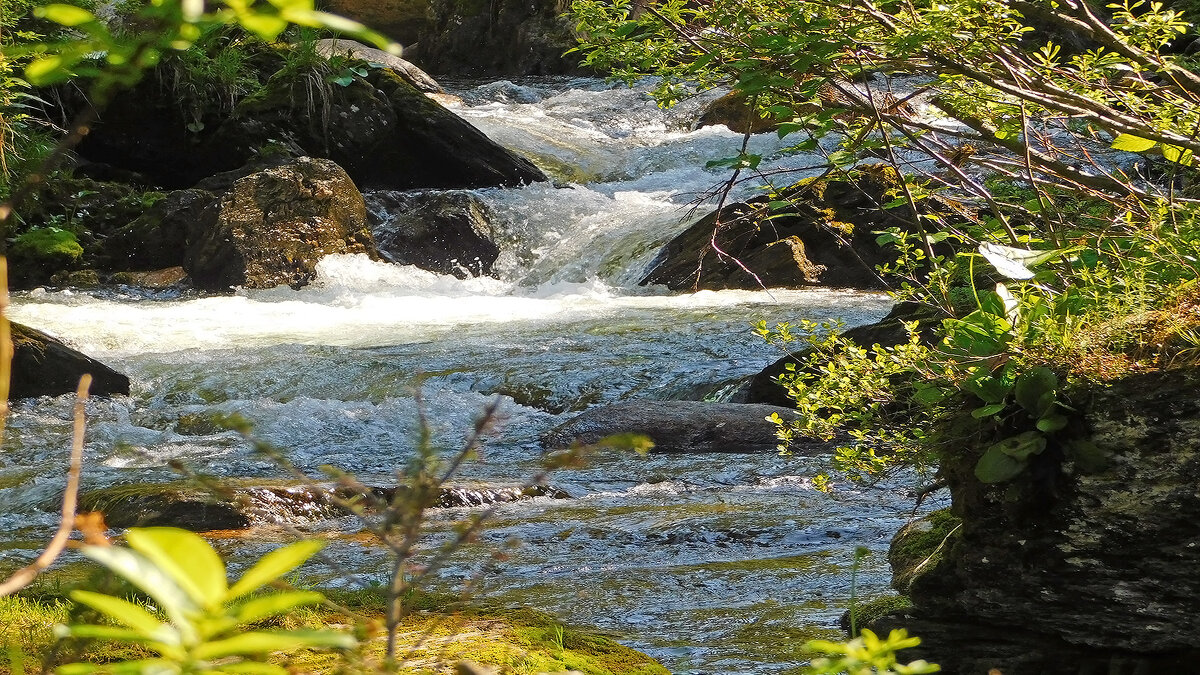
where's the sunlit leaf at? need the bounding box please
[69,591,169,638]
[234,591,324,624]
[34,4,96,26]
[79,545,198,633]
[1110,133,1157,152]
[126,528,228,611]
[193,630,354,660]
[226,540,326,600]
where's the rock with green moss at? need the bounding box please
[10,322,130,399]
[874,367,1200,674]
[888,509,960,595]
[639,166,972,291]
[183,157,378,290]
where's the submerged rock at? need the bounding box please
[542,400,816,453]
[366,190,500,278]
[870,366,1200,673]
[640,165,971,291]
[184,157,378,290]
[10,322,130,399]
[78,480,570,531]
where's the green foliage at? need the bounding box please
[802,629,939,675]
[54,527,352,674]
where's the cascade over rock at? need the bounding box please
[366,190,500,278]
[543,400,818,453]
[640,166,971,291]
[10,322,130,399]
[184,157,378,290]
[869,366,1200,674]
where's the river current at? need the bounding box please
[4,77,943,674]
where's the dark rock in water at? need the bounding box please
[10,323,130,399]
[640,165,971,291]
[325,0,581,77]
[184,157,379,290]
[542,400,816,453]
[78,480,569,531]
[366,190,500,278]
[314,38,443,93]
[871,367,1200,673]
[696,90,783,134]
[60,52,547,191]
[741,301,947,407]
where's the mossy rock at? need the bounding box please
[840,594,912,635]
[888,508,961,595]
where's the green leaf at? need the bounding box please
[974,445,1029,483]
[991,430,1047,460]
[1162,143,1194,166]
[237,13,289,41]
[971,403,1007,418]
[1036,414,1068,433]
[227,540,326,600]
[216,663,288,674]
[193,630,354,660]
[234,591,324,625]
[34,4,97,26]
[1066,439,1109,473]
[68,591,169,638]
[78,546,198,633]
[126,528,227,611]
[1110,133,1157,152]
[25,56,70,86]
[962,375,1011,404]
[1015,367,1057,416]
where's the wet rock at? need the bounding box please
[873,367,1200,673]
[542,400,816,453]
[366,190,500,278]
[101,189,212,272]
[109,266,189,289]
[10,322,130,399]
[640,165,971,291]
[183,157,378,290]
[696,90,783,134]
[61,52,547,190]
[78,480,570,531]
[741,301,947,407]
[314,38,443,93]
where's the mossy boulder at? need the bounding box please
[183,157,378,290]
[366,190,500,278]
[10,322,130,399]
[640,165,971,291]
[871,366,1200,673]
[61,49,547,191]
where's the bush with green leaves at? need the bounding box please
[55,527,352,675]
[573,0,1200,488]
[803,629,940,675]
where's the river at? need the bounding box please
[4,76,943,674]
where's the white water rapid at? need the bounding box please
[3,77,943,674]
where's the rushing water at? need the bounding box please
[3,77,945,674]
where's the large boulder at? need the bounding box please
[640,165,971,291]
[542,400,819,453]
[10,322,130,399]
[61,50,547,191]
[183,157,378,290]
[325,0,581,77]
[869,366,1200,673]
[366,190,500,278]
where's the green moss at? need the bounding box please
[889,508,961,594]
[847,594,912,635]
[10,227,83,262]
